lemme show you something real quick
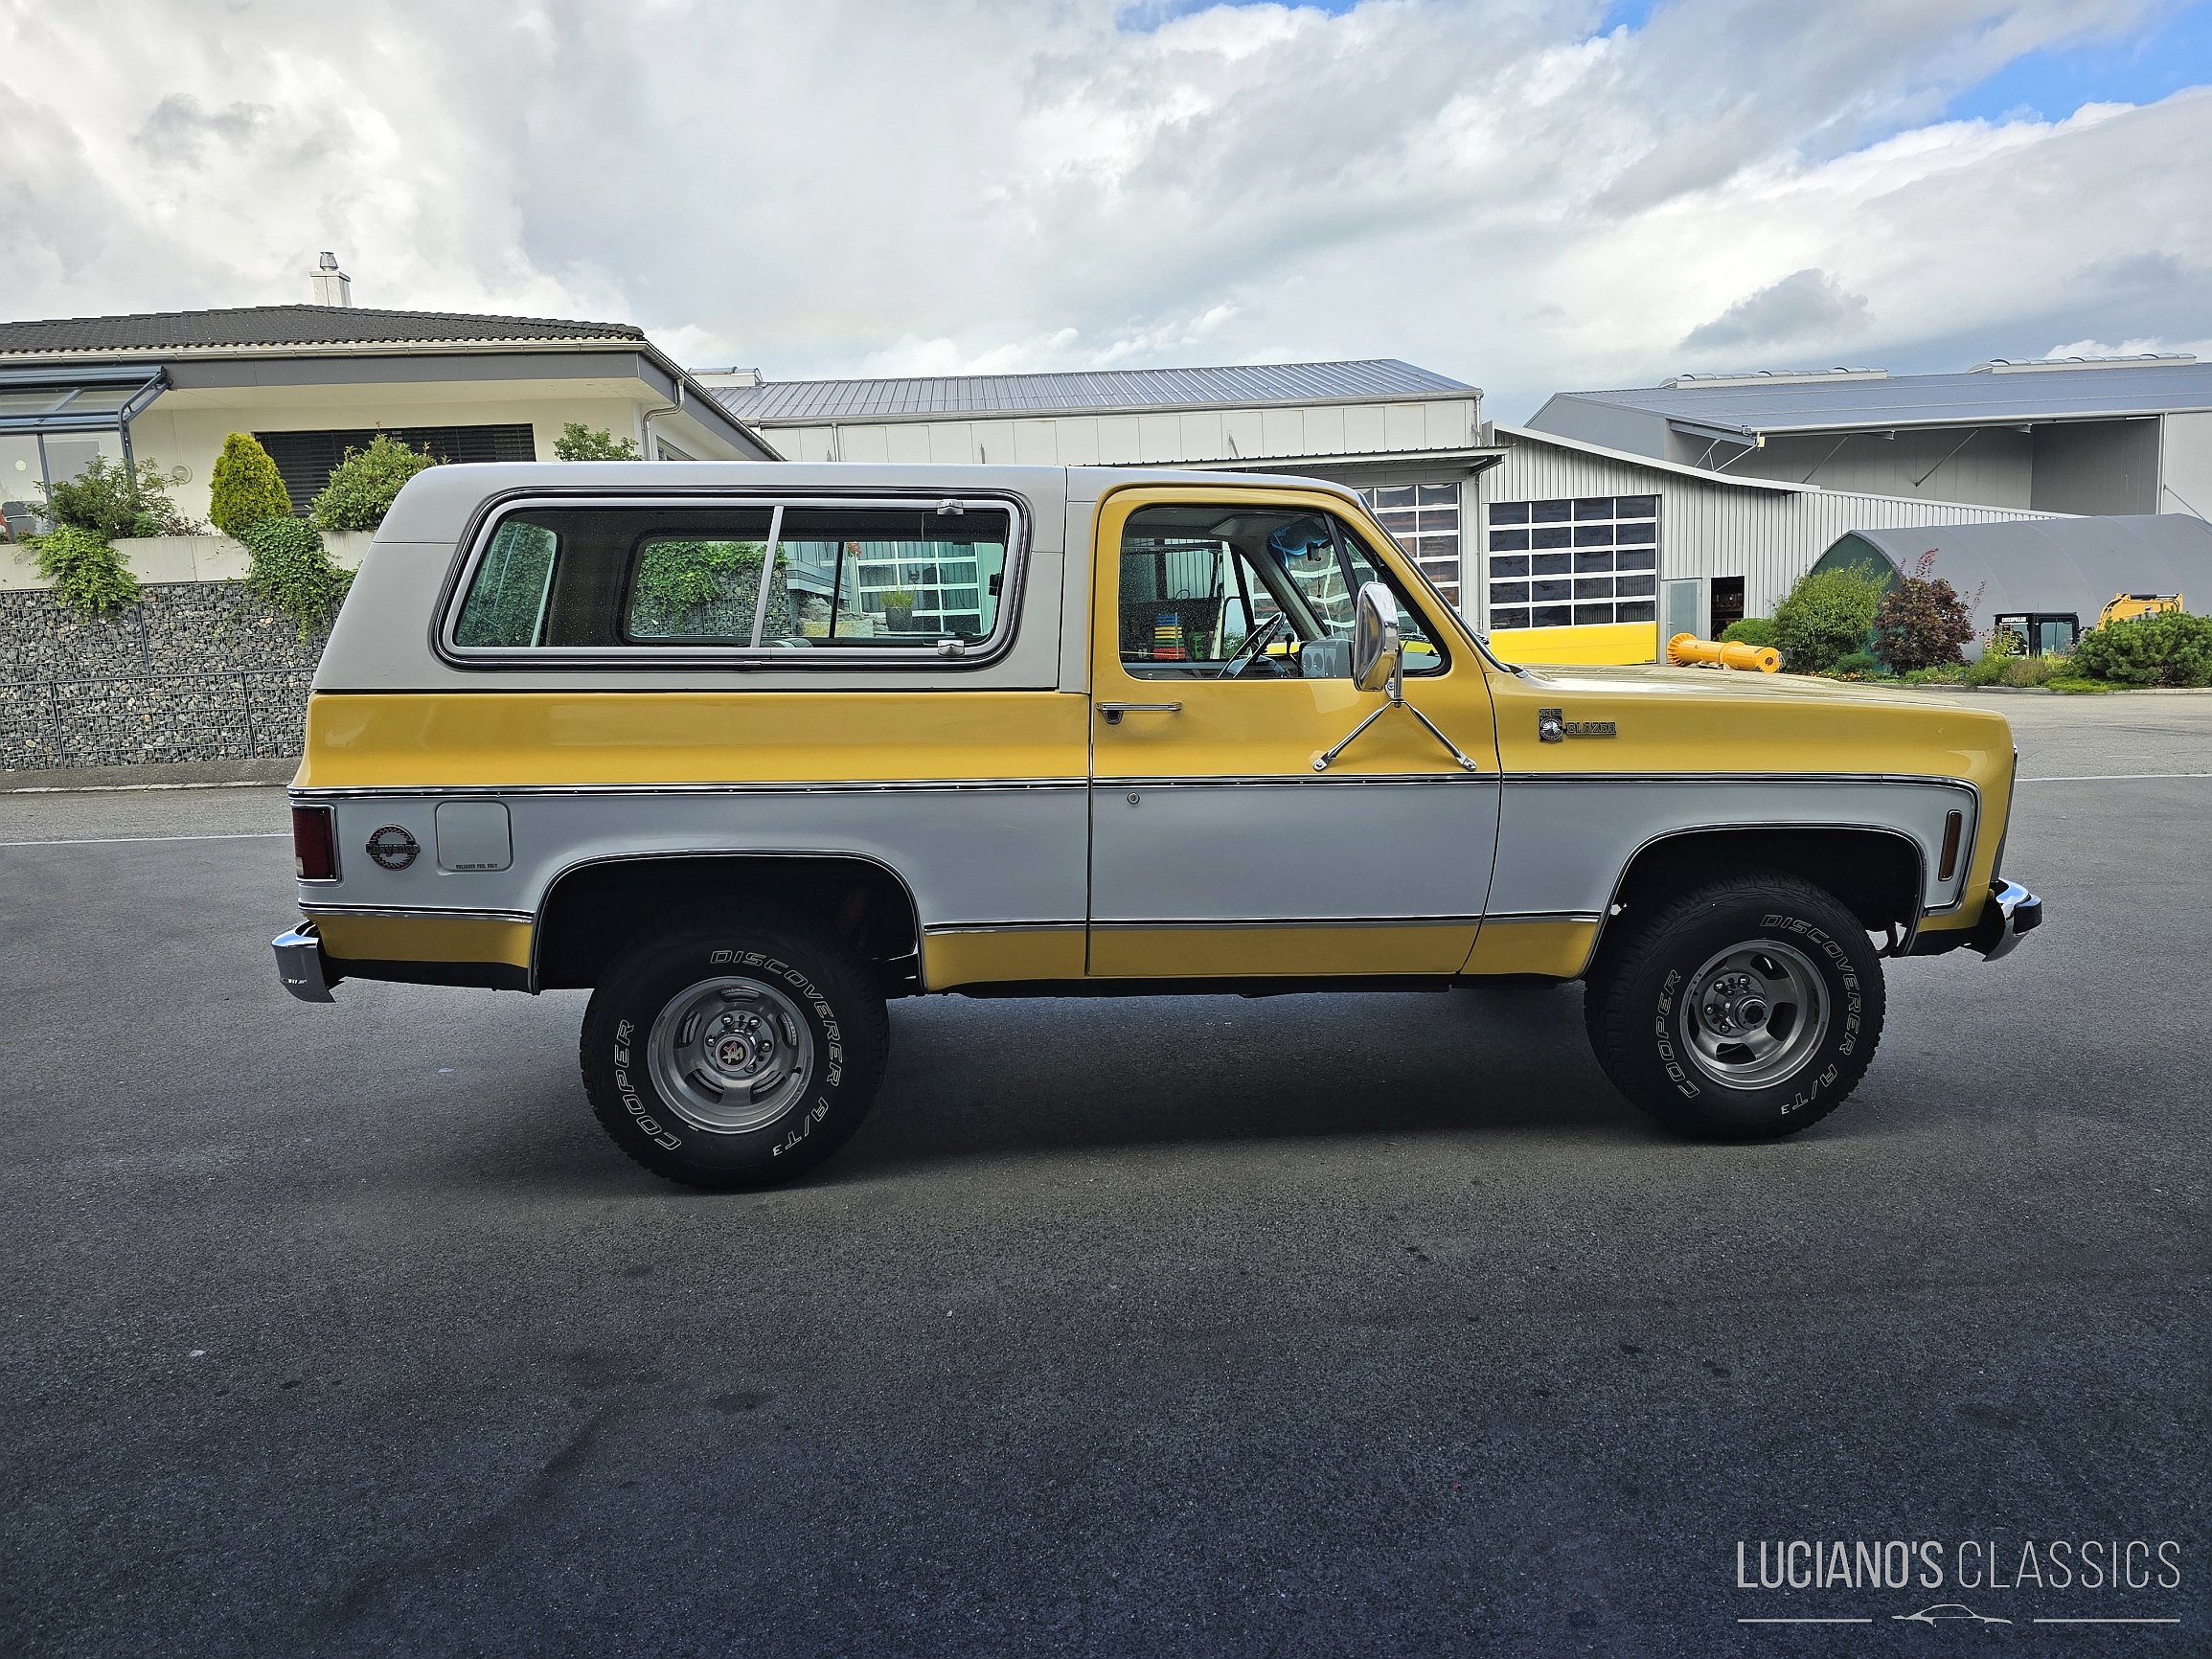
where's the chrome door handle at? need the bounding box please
[1097,702,1181,726]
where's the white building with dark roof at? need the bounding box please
[1,257,773,535]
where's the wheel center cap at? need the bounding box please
[715,1034,757,1071]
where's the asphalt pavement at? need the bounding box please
[2,694,2206,1656]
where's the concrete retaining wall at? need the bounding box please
[0,530,373,590]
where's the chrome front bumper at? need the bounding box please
[273,920,334,1003]
[1971,878,2043,962]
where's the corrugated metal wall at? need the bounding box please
[1476,435,2060,633]
[758,398,1478,468]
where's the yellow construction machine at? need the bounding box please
[2099,592,2184,627]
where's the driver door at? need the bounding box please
[1086,487,1500,979]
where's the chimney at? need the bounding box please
[310,251,353,307]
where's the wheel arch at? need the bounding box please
[532,850,924,993]
[1587,823,1927,972]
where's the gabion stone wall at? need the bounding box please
[1,583,328,771]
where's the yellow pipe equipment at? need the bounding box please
[1668,633,1781,673]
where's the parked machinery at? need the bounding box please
[2099,592,2184,627]
[1667,633,1780,672]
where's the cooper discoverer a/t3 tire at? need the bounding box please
[580,923,889,1189]
[1583,873,1885,1140]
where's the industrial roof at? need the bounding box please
[1537,359,2212,437]
[714,359,1474,423]
[0,305,648,356]
[1820,514,2212,634]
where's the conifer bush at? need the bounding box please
[209,434,295,537]
[2068,611,2212,688]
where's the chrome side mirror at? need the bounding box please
[1352,581,1402,695]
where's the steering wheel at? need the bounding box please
[1220,611,1291,679]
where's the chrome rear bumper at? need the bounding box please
[273,921,335,1003]
[1972,878,2043,962]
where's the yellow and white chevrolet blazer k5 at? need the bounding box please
[272,462,2042,1188]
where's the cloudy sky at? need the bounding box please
[4,0,2210,418]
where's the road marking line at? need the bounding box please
[2033,1618,2181,1624]
[0,832,288,847]
[1737,1617,1874,1623]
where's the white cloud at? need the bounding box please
[0,0,2207,418]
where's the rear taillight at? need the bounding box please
[293,805,337,881]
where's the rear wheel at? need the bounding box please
[580,922,888,1189]
[1583,873,1884,1140]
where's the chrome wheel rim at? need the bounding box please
[646,976,815,1134]
[1678,939,1829,1091]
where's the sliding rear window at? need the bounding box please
[446,498,1018,660]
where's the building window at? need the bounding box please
[255,423,537,515]
[1485,493,1657,631]
[1355,483,1461,608]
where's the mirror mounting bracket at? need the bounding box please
[1313,580,1482,773]
[1312,662,1483,773]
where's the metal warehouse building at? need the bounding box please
[1524,353,2212,516]
[706,360,1498,610]
[707,353,2192,665]
[1469,423,2056,663]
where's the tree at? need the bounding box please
[1773,567,1885,673]
[554,422,642,461]
[1870,575,1973,673]
[209,433,294,536]
[311,433,441,532]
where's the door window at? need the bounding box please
[1117,504,1443,681]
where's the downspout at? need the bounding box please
[639,378,683,462]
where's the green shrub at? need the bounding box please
[2067,611,2212,688]
[20,525,142,617]
[1961,654,2009,687]
[1998,655,2063,687]
[1902,662,1969,684]
[209,434,295,536]
[627,538,794,639]
[1720,617,1778,648]
[1871,575,1973,673]
[1829,650,1883,678]
[554,422,641,461]
[310,433,441,532]
[39,454,201,539]
[1774,567,1883,673]
[241,515,352,638]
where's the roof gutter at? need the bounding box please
[1665,409,2184,441]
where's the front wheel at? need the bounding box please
[580,922,889,1189]
[1583,873,1885,1140]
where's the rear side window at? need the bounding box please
[445,499,1017,658]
